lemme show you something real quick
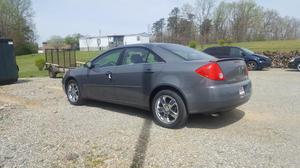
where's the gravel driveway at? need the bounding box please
[0,69,299,168]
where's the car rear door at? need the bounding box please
[216,47,230,58]
[113,47,164,107]
[86,49,123,101]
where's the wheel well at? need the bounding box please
[64,77,77,92]
[149,86,188,112]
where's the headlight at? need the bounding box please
[290,57,295,62]
[259,58,266,62]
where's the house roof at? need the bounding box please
[80,32,151,39]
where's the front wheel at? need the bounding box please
[66,80,84,105]
[297,62,300,71]
[247,61,258,71]
[152,90,188,129]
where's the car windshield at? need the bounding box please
[242,48,254,54]
[159,44,215,61]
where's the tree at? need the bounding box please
[151,0,300,44]
[152,18,165,42]
[167,7,181,43]
[47,36,64,49]
[200,19,212,44]
[0,0,37,55]
[64,33,82,50]
[194,0,215,43]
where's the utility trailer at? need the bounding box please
[45,49,84,78]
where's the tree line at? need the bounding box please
[152,0,300,46]
[0,0,38,55]
[46,34,82,50]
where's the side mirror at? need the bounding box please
[85,62,94,69]
[241,52,246,57]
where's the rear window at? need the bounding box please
[159,44,215,61]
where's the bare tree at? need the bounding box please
[194,0,215,43]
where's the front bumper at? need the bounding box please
[187,79,252,114]
[288,62,297,69]
[259,59,272,68]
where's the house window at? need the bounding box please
[137,36,140,41]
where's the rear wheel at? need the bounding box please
[152,90,188,128]
[66,80,84,105]
[247,61,258,71]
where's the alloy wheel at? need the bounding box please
[67,82,79,103]
[247,62,257,71]
[155,95,179,124]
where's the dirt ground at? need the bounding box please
[0,69,299,168]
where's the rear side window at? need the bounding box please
[146,52,164,64]
[203,48,216,55]
[213,47,230,58]
[159,44,214,61]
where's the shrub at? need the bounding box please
[189,40,198,49]
[218,39,226,46]
[35,58,45,71]
[16,42,38,56]
[225,38,232,45]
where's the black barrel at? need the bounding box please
[0,39,18,84]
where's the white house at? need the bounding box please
[79,33,150,51]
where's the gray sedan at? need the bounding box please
[62,43,252,128]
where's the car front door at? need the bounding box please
[113,47,164,107]
[86,49,123,101]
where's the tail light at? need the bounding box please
[245,65,249,76]
[195,62,225,81]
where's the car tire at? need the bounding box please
[247,61,258,71]
[48,68,57,78]
[297,62,300,71]
[152,90,188,129]
[66,80,84,105]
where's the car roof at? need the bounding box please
[204,46,241,50]
[113,43,183,50]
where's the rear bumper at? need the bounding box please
[187,79,252,114]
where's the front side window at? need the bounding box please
[230,48,243,58]
[93,49,123,68]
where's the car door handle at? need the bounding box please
[144,68,154,73]
[106,71,112,80]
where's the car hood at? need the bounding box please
[253,54,271,60]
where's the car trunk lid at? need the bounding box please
[215,58,248,83]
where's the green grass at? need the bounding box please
[200,40,300,52]
[16,51,101,78]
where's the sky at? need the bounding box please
[32,0,300,45]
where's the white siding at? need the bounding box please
[99,37,109,48]
[124,35,139,45]
[124,35,150,45]
[79,38,99,51]
[140,36,150,43]
[79,33,150,51]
